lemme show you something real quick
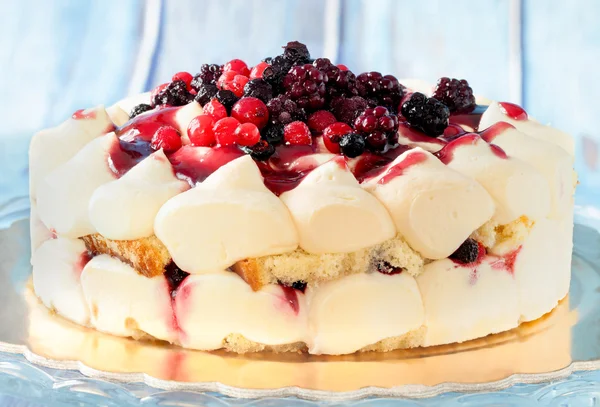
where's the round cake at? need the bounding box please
[29,42,576,355]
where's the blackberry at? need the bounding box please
[262,57,273,64]
[400,92,450,137]
[282,64,328,110]
[339,133,366,158]
[164,262,189,296]
[356,72,403,112]
[376,261,403,275]
[191,63,222,89]
[243,79,273,103]
[313,58,358,99]
[262,55,293,94]
[354,106,399,151]
[266,95,306,125]
[215,89,239,112]
[241,139,275,161]
[449,238,482,264]
[330,96,369,125]
[129,103,153,118]
[291,281,307,292]
[152,80,193,107]
[431,77,476,113]
[194,83,218,106]
[282,41,310,64]
[262,123,285,145]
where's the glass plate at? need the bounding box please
[0,211,598,406]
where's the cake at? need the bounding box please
[29,42,576,355]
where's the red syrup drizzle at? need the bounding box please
[163,262,190,339]
[73,251,93,277]
[376,150,428,185]
[491,246,523,276]
[353,144,411,183]
[498,102,528,121]
[397,122,446,148]
[448,104,488,131]
[256,144,319,196]
[479,121,516,143]
[280,285,301,315]
[169,145,244,187]
[72,109,97,120]
[435,133,508,164]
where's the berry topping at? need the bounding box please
[283,64,328,110]
[450,238,484,264]
[234,122,261,146]
[337,64,349,71]
[243,78,273,103]
[241,139,276,161]
[262,55,294,93]
[218,71,249,97]
[322,122,352,154]
[401,92,450,137]
[172,71,193,89]
[330,96,369,125]
[164,262,190,295]
[266,95,307,125]
[291,280,307,292]
[203,99,228,122]
[313,58,358,99]
[356,72,404,111]
[152,80,193,107]
[129,103,153,118]
[231,97,270,129]
[431,77,476,113]
[150,83,168,106]
[187,115,216,147]
[284,121,312,145]
[376,261,403,275]
[194,83,218,106]
[283,41,311,64]
[499,102,528,120]
[223,59,251,76]
[215,89,239,112]
[191,64,223,89]
[307,110,337,133]
[213,117,241,147]
[250,62,270,79]
[262,123,285,145]
[339,133,366,157]
[354,106,399,151]
[151,126,182,152]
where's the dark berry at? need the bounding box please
[194,83,218,106]
[283,41,310,64]
[314,58,358,99]
[266,95,306,125]
[262,55,293,93]
[356,72,403,112]
[376,261,403,275]
[191,64,222,89]
[172,72,193,89]
[130,103,153,118]
[431,77,476,113]
[339,133,365,158]
[291,281,307,292]
[262,57,273,64]
[262,124,285,145]
[241,139,276,161]
[243,78,273,103]
[401,92,450,137]
[450,238,483,264]
[283,64,328,111]
[152,80,193,107]
[330,96,369,125]
[353,106,399,151]
[215,90,239,112]
[164,262,190,296]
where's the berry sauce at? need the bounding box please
[448,104,488,131]
[397,122,447,148]
[376,150,428,185]
[280,285,301,315]
[479,121,516,143]
[72,109,97,120]
[169,145,244,187]
[353,144,411,183]
[256,144,319,196]
[498,102,528,121]
[73,251,93,276]
[436,134,507,164]
[491,246,523,276]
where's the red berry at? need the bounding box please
[172,72,193,89]
[213,117,240,147]
[218,71,249,97]
[223,59,251,76]
[151,126,182,152]
[322,122,352,154]
[187,115,216,146]
[284,121,312,145]
[234,123,261,146]
[150,83,168,107]
[203,99,227,122]
[337,64,349,71]
[231,97,269,129]
[250,62,269,79]
[307,110,337,133]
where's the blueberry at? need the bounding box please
[339,132,365,158]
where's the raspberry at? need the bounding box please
[172,71,193,89]
[151,126,182,152]
[223,59,251,76]
[283,41,311,64]
[129,103,153,118]
[450,238,483,264]
[330,96,368,125]
[313,58,357,99]
[339,133,365,158]
[203,99,227,122]
[234,123,261,146]
[213,117,240,147]
[152,80,192,107]
[262,124,285,145]
[356,72,403,112]
[187,115,216,147]
[231,97,269,129]
[262,55,294,93]
[353,106,399,151]
[191,64,222,89]
[322,122,352,154]
[401,92,450,137]
[266,95,306,125]
[250,62,270,79]
[215,90,239,112]
[431,77,476,113]
[241,140,276,161]
[243,79,273,103]
[283,64,328,110]
[307,110,336,133]
[284,121,312,145]
[194,83,218,106]
[218,71,249,97]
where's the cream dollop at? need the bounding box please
[280,158,395,254]
[363,148,495,259]
[89,150,189,240]
[154,155,298,273]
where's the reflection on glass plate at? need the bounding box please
[0,216,598,403]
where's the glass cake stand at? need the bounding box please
[0,208,598,406]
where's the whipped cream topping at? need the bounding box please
[442,135,551,224]
[29,105,113,199]
[32,238,90,325]
[363,148,495,259]
[174,101,203,144]
[479,101,574,156]
[280,158,395,254]
[155,155,298,273]
[106,105,130,127]
[36,133,118,238]
[89,150,188,240]
[29,202,54,252]
[398,78,433,95]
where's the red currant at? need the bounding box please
[284,121,312,145]
[365,131,387,151]
[203,99,227,122]
[322,122,352,154]
[337,64,349,71]
[231,97,269,129]
[213,117,240,147]
[151,126,182,152]
[187,115,216,147]
[234,123,261,146]
[172,72,193,89]
[307,110,337,133]
[218,71,249,97]
[223,59,251,76]
[250,62,269,79]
